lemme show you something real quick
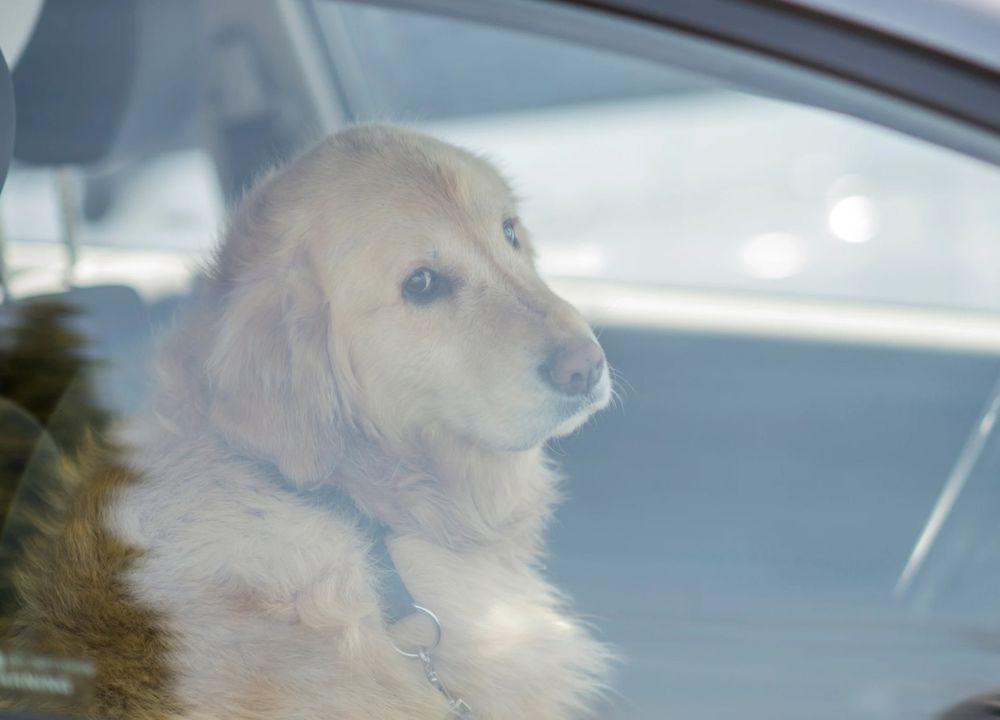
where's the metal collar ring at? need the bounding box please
[390,604,442,658]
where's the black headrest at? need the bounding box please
[11,0,204,170]
[0,45,13,194]
[12,0,138,166]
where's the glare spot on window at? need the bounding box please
[828,195,878,244]
[537,244,606,277]
[740,232,806,280]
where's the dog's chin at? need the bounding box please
[480,372,613,450]
[547,370,613,439]
[444,370,613,452]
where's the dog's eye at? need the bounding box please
[403,268,451,304]
[503,218,520,250]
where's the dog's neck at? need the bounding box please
[333,432,559,562]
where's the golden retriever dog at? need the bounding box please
[0,125,613,719]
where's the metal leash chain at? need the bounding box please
[391,605,474,719]
[417,648,474,719]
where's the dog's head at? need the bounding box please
[205,125,610,485]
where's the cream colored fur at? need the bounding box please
[110,125,613,719]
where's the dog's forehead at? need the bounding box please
[313,127,522,269]
[394,146,510,221]
[393,156,517,260]
[334,127,513,215]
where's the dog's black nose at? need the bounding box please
[541,339,605,396]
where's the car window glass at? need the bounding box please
[316,2,1000,313]
[0,151,221,299]
[2,2,1000,718]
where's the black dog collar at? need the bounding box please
[257,460,417,625]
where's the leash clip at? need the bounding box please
[418,648,474,719]
[391,605,474,719]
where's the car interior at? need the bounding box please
[2,1,1000,718]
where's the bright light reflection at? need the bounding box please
[476,601,575,658]
[537,244,605,277]
[828,195,878,244]
[740,232,806,279]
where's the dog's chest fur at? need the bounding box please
[109,427,608,720]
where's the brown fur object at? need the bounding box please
[0,302,110,535]
[0,302,173,717]
[0,438,179,719]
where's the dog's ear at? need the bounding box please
[205,255,347,487]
